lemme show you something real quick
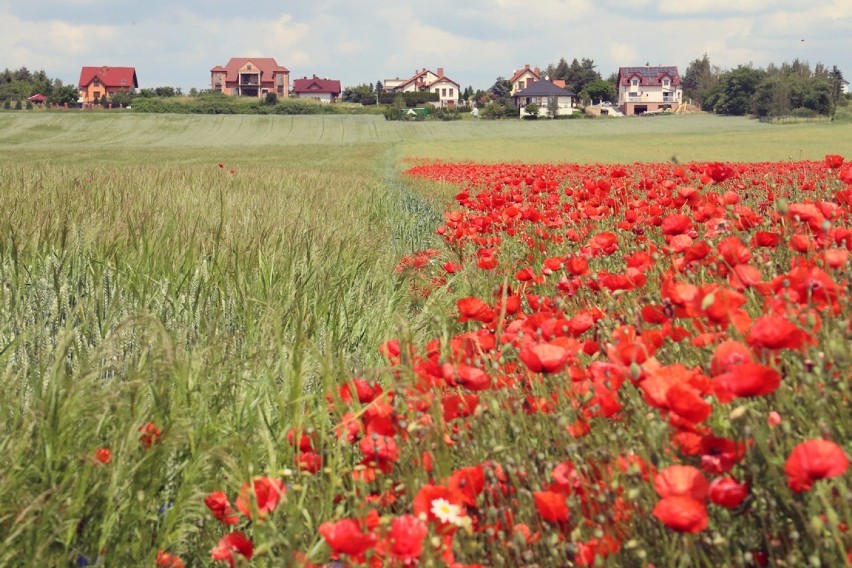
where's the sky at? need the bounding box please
[1,0,850,91]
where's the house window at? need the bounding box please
[94,79,100,87]
[662,78,671,88]
[631,78,639,87]
[518,81,525,90]
[449,88,454,98]
[442,88,447,97]
[629,92,639,97]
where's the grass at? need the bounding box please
[0,112,849,565]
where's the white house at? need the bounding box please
[616,66,683,115]
[513,81,577,118]
[384,67,460,107]
[509,64,541,96]
[291,75,341,103]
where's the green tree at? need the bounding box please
[546,96,559,118]
[480,101,506,119]
[580,79,616,104]
[50,85,80,106]
[565,58,600,94]
[713,65,764,115]
[523,102,540,118]
[552,58,569,82]
[488,77,512,100]
[682,53,721,107]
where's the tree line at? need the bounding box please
[682,54,845,117]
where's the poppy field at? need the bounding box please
[0,114,850,567]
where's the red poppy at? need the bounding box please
[95,448,112,465]
[211,531,254,567]
[449,465,485,507]
[235,476,286,520]
[710,340,754,375]
[708,476,749,508]
[390,514,428,562]
[138,422,161,448]
[204,491,240,525]
[747,315,812,351]
[457,297,495,323]
[661,214,693,236]
[653,496,708,533]
[156,551,185,568]
[533,490,570,523]
[785,439,849,492]
[825,154,844,169]
[359,434,400,464]
[654,465,709,501]
[713,361,781,399]
[318,518,378,558]
[518,341,571,373]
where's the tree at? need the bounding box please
[375,80,384,94]
[682,53,721,108]
[523,102,540,118]
[580,79,616,104]
[830,66,845,103]
[546,96,559,118]
[264,92,278,105]
[565,58,600,95]
[713,65,764,115]
[488,77,512,100]
[50,85,80,106]
[480,102,506,119]
[553,58,569,82]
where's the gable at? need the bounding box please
[618,66,681,87]
[79,66,138,89]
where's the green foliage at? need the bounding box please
[711,65,765,115]
[479,101,507,119]
[523,102,540,119]
[264,92,278,106]
[50,85,81,106]
[341,83,375,103]
[488,77,512,99]
[13,100,22,110]
[682,53,721,108]
[580,78,616,104]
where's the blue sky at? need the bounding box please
[1,0,849,90]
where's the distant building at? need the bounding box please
[616,66,682,115]
[384,67,460,107]
[513,81,578,117]
[78,66,138,104]
[292,75,342,103]
[210,58,289,98]
[509,64,541,96]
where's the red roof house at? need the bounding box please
[78,66,138,104]
[292,75,342,102]
[27,93,48,104]
[210,58,289,98]
[384,67,461,107]
[616,66,683,115]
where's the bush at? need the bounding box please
[14,100,22,110]
[264,92,278,106]
[790,107,818,118]
[523,102,540,119]
[479,102,507,119]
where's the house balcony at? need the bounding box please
[625,96,642,102]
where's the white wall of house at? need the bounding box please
[519,96,577,117]
[618,84,682,106]
[294,92,333,103]
[429,78,459,106]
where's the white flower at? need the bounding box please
[430,498,462,525]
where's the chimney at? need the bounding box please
[534,66,540,76]
[437,67,444,77]
[524,64,530,70]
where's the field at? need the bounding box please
[0,112,850,567]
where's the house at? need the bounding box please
[27,93,48,105]
[513,81,577,118]
[78,66,138,104]
[384,68,460,107]
[616,66,682,115]
[509,64,541,95]
[841,80,850,96]
[292,75,341,103]
[210,58,289,98]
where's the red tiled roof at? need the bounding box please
[390,68,458,91]
[78,66,138,89]
[213,58,289,83]
[292,76,341,95]
[509,64,540,84]
[617,66,681,87]
[27,93,48,102]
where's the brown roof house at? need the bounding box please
[616,66,682,115]
[384,67,461,107]
[210,58,289,98]
[292,75,342,102]
[78,66,138,104]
